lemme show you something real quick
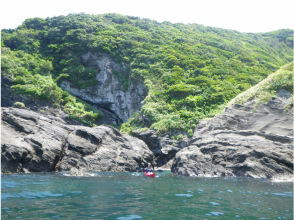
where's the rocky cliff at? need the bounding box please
[171,90,293,178]
[1,107,155,173]
[2,82,293,179]
[1,76,75,125]
[60,52,147,125]
[132,129,190,168]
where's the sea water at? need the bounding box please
[1,171,293,219]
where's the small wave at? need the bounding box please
[41,191,63,197]
[271,193,293,197]
[190,174,219,177]
[210,211,224,216]
[117,214,142,220]
[3,191,63,199]
[62,171,99,177]
[132,173,142,176]
[1,193,19,200]
[210,202,220,206]
[175,194,193,197]
[270,176,294,182]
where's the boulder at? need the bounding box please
[1,108,155,173]
[172,93,293,178]
[58,125,154,172]
[1,108,72,173]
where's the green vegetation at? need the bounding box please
[120,112,142,134]
[14,102,25,108]
[135,127,148,133]
[226,62,293,108]
[1,13,292,134]
[1,47,103,126]
[285,96,293,112]
[171,134,184,141]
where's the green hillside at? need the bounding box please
[226,62,293,108]
[1,13,293,134]
[1,47,104,126]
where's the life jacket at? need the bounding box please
[145,167,153,173]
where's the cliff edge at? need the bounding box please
[171,90,293,179]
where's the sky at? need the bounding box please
[0,0,293,33]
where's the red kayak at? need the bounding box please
[144,171,155,178]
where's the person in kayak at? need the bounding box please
[145,163,153,173]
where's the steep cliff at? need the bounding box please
[61,52,147,125]
[171,90,293,178]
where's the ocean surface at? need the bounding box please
[1,171,293,219]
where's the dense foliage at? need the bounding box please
[1,47,103,126]
[1,13,292,134]
[227,62,293,108]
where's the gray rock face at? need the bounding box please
[133,129,189,168]
[1,76,14,107]
[172,94,293,178]
[60,52,147,124]
[1,108,72,173]
[1,108,155,173]
[59,126,154,172]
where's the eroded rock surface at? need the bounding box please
[59,125,154,172]
[60,52,147,124]
[172,93,293,178]
[1,108,154,173]
[133,129,189,168]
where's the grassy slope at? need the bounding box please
[226,62,293,108]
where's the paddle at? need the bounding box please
[135,167,164,172]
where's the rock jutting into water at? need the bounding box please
[1,107,155,173]
[1,90,293,179]
[171,91,293,178]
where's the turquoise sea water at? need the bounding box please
[1,171,293,219]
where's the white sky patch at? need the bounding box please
[0,0,293,33]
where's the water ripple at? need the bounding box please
[175,194,193,197]
[210,202,220,206]
[117,214,142,220]
[210,211,224,216]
